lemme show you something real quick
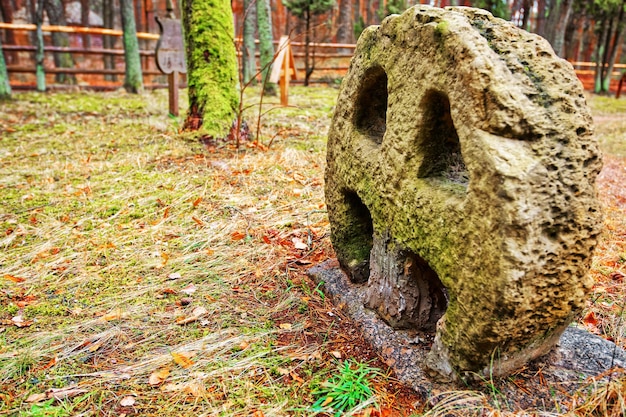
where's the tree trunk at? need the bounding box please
[602,0,626,92]
[594,15,609,93]
[44,0,77,84]
[548,0,573,57]
[535,0,547,37]
[521,0,531,30]
[103,0,116,81]
[119,0,143,93]
[304,8,311,86]
[35,0,46,91]
[256,0,276,95]
[181,0,239,138]
[0,34,11,99]
[242,0,257,85]
[0,0,17,64]
[336,0,353,45]
[80,0,90,48]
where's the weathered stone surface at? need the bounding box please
[325,5,602,381]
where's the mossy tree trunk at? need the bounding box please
[44,0,77,84]
[242,0,257,86]
[120,0,143,93]
[257,0,276,95]
[181,0,239,139]
[0,35,11,99]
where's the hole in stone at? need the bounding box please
[417,90,469,185]
[404,251,448,331]
[338,190,374,284]
[354,66,388,144]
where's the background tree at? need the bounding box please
[0,34,10,99]
[181,0,239,138]
[282,0,334,86]
[33,0,46,92]
[257,0,277,94]
[119,0,143,93]
[242,0,257,85]
[44,0,76,84]
[103,0,117,81]
[0,0,17,64]
[336,0,353,45]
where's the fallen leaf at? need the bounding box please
[279,323,292,330]
[176,306,208,325]
[25,393,47,403]
[292,237,308,250]
[330,350,342,359]
[239,341,249,350]
[180,283,197,295]
[41,356,57,370]
[101,309,123,322]
[583,311,599,327]
[171,351,194,369]
[192,197,203,207]
[120,396,136,407]
[149,367,170,386]
[253,410,265,417]
[11,315,33,328]
[4,274,25,283]
[46,387,88,400]
[192,216,205,226]
[290,371,304,383]
[168,272,182,280]
[231,231,246,241]
[321,396,334,407]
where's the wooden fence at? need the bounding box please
[1,23,624,92]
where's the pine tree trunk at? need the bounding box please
[103,0,117,81]
[44,0,77,84]
[548,0,573,57]
[119,0,143,93]
[594,16,609,93]
[0,34,11,99]
[242,0,257,85]
[336,0,353,45]
[257,0,276,95]
[81,0,90,48]
[181,0,239,138]
[0,0,17,64]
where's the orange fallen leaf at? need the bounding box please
[192,197,203,207]
[253,410,265,417]
[4,274,25,283]
[41,356,57,370]
[101,309,123,322]
[149,367,170,386]
[192,216,205,226]
[171,351,194,369]
[583,311,599,327]
[231,231,246,241]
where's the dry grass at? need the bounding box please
[0,88,624,416]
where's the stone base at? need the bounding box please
[309,260,626,411]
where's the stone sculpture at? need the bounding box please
[325,5,602,381]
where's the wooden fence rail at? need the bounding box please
[1,23,624,92]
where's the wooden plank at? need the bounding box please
[6,66,162,75]
[2,45,154,56]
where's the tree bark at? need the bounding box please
[0,0,17,64]
[336,0,353,45]
[0,34,11,99]
[35,0,46,91]
[44,0,77,84]
[242,0,257,85]
[602,0,626,92]
[119,0,143,93]
[80,0,90,48]
[103,0,116,81]
[257,0,276,94]
[181,0,239,138]
[547,0,573,57]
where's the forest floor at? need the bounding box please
[0,86,624,416]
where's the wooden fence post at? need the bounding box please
[270,36,297,106]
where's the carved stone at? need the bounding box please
[325,5,602,381]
